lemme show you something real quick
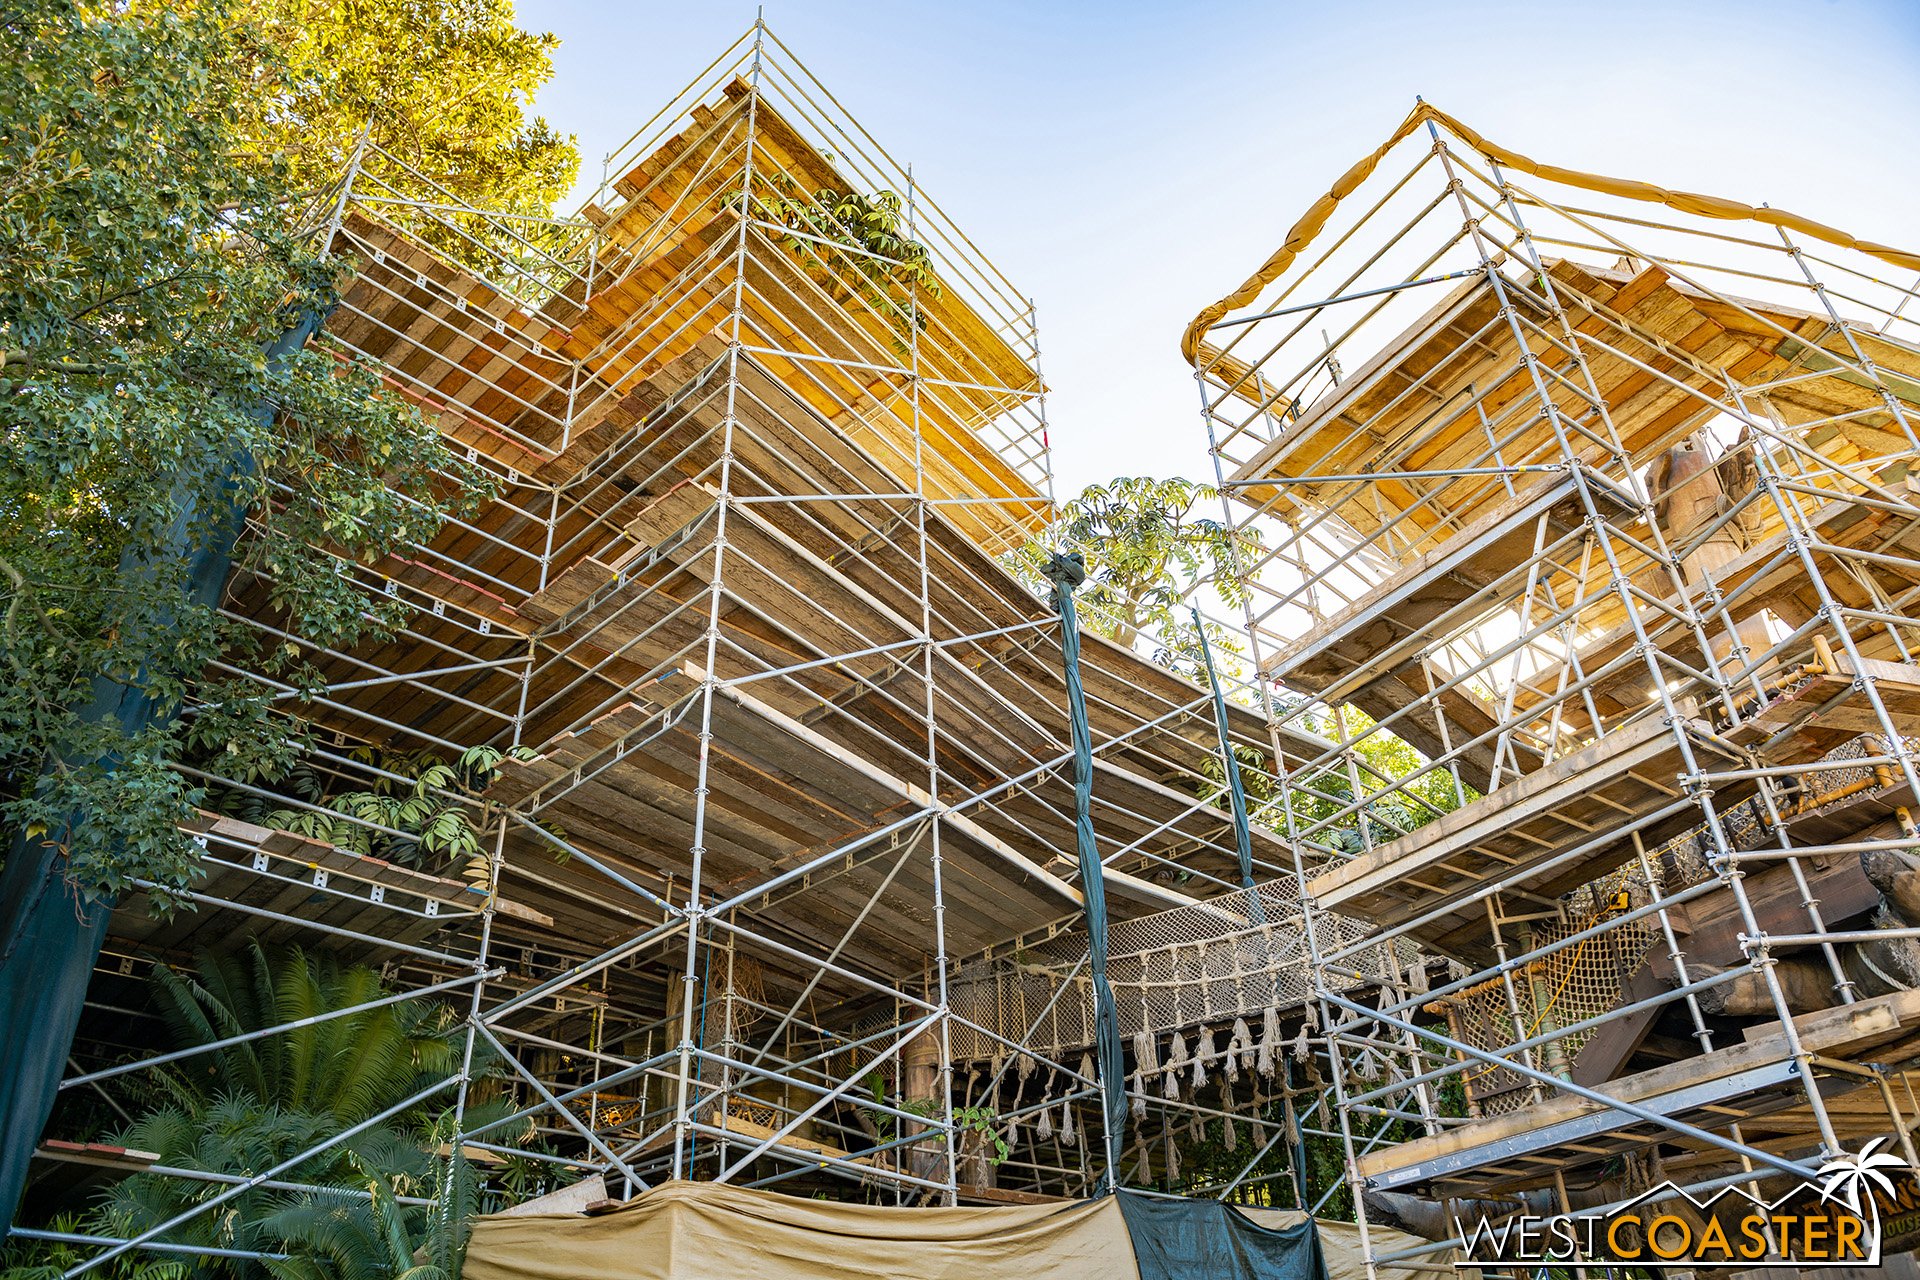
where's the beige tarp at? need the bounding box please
[463,1180,1440,1280]
[1180,102,1920,365]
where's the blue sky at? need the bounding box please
[524,0,1920,493]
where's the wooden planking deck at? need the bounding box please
[489,665,1201,977]
[1305,712,1747,961]
[1360,986,1920,1195]
[1227,257,1919,558]
[107,812,549,960]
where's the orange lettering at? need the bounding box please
[1696,1215,1733,1260]
[1738,1214,1769,1260]
[1648,1215,1692,1260]
[1836,1215,1864,1260]
[1609,1214,1642,1259]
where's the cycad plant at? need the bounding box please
[82,942,514,1279]
[255,1150,462,1280]
[144,940,461,1124]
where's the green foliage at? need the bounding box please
[865,1075,1009,1165]
[78,943,528,1278]
[257,1159,454,1280]
[1284,704,1476,854]
[143,941,461,1124]
[0,0,489,908]
[201,0,578,256]
[731,173,940,343]
[1007,477,1260,672]
[0,1211,189,1280]
[191,739,539,884]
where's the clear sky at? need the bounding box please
[524,0,1920,495]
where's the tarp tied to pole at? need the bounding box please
[1190,607,1259,902]
[463,1181,1430,1280]
[1044,552,1128,1181]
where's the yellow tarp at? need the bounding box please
[1180,102,1920,365]
[462,1180,1436,1280]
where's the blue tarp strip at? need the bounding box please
[1045,552,1127,1186]
[0,311,325,1226]
[1190,607,1259,901]
[1117,1191,1330,1280]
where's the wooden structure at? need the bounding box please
[1186,105,1920,1275]
[35,25,1315,1256]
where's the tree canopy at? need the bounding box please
[79,944,519,1279]
[196,0,578,219]
[0,0,492,906]
[1009,476,1258,675]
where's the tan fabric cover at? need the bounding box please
[1181,103,1920,364]
[464,1180,1131,1280]
[464,1180,1447,1280]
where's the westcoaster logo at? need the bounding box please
[1453,1139,1915,1270]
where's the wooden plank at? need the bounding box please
[1359,985,1920,1187]
[1306,712,1740,960]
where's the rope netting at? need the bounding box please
[945,881,1413,1062]
[1423,733,1909,1113]
[1425,866,1659,1116]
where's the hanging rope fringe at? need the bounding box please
[1129,1030,1154,1113]
[1061,1097,1078,1147]
[1224,1109,1237,1150]
[1258,1006,1281,1077]
[1355,1046,1381,1082]
[1134,1134,1152,1184]
[1233,1017,1255,1072]
[1164,1125,1181,1186]
[1162,1029,1187,1100]
[1190,1027,1212,1089]
[1304,1002,1320,1032]
[1292,1023,1311,1062]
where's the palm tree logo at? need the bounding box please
[1816,1137,1909,1262]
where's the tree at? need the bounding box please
[257,1165,458,1280]
[2,0,476,942]
[0,0,488,1221]
[1281,703,1476,854]
[197,0,579,226]
[1008,477,1259,664]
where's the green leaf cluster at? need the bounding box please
[0,1,498,906]
[9,942,538,1279]
[729,173,941,346]
[1007,477,1259,659]
[187,738,540,886]
[196,0,580,272]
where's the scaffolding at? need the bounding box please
[21,22,1374,1272]
[1186,103,1920,1274]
